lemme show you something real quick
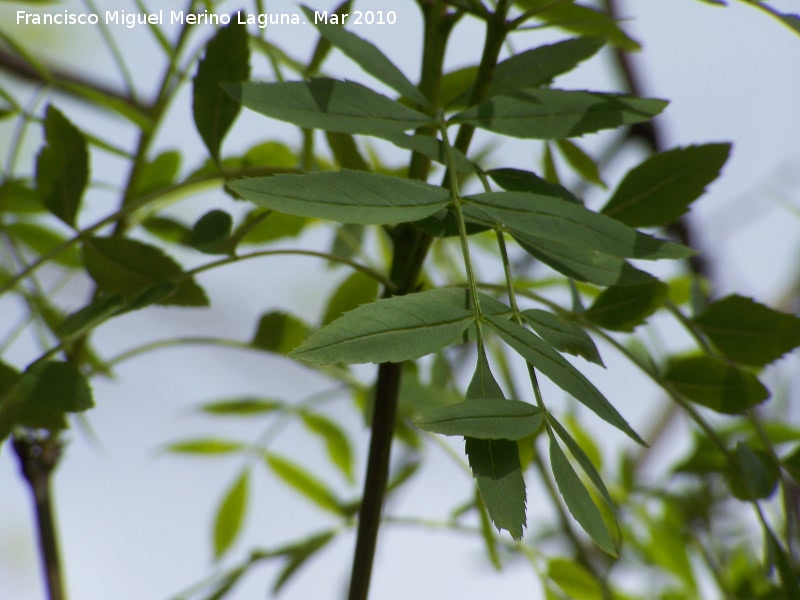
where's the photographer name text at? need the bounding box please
[15,9,397,29]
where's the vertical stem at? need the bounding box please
[13,434,66,600]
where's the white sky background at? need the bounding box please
[1,0,800,598]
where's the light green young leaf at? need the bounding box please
[465,437,527,540]
[272,531,336,594]
[547,558,604,600]
[584,280,668,332]
[515,231,657,287]
[302,5,429,106]
[193,21,250,161]
[229,170,450,225]
[83,236,208,307]
[213,471,249,560]
[555,138,606,188]
[228,79,434,138]
[35,105,89,228]
[165,439,246,455]
[251,311,310,355]
[198,397,284,416]
[300,412,355,483]
[693,295,800,367]
[549,435,617,556]
[663,355,769,414]
[416,398,543,440]
[291,288,478,365]
[521,309,603,365]
[485,315,644,445]
[450,89,666,139]
[265,454,345,515]
[601,144,731,226]
[463,191,693,260]
[133,150,181,198]
[323,271,379,326]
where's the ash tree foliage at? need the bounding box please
[1,0,800,599]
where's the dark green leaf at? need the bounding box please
[440,65,479,108]
[556,138,605,188]
[291,288,479,365]
[549,434,617,555]
[781,445,800,484]
[450,89,666,139]
[383,133,476,173]
[300,412,354,483]
[724,442,779,501]
[213,471,249,560]
[416,398,543,440]
[463,191,693,260]
[17,360,93,413]
[490,37,604,95]
[229,170,450,225]
[601,144,731,226]
[663,355,769,414]
[58,294,127,339]
[133,151,181,198]
[193,21,250,160]
[693,295,800,367]
[322,271,379,326]
[515,231,657,287]
[5,222,81,267]
[521,309,603,365]
[189,209,233,255]
[467,346,506,400]
[485,315,644,444]
[764,525,800,598]
[83,236,208,307]
[584,281,668,332]
[465,437,527,540]
[35,105,89,227]
[488,168,580,204]
[265,454,345,515]
[302,5,428,106]
[547,558,604,600]
[199,397,284,416]
[165,439,246,455]
[251,311,310,355]
[228,79,434,138]
[326,132,370,171]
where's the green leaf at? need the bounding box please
[490,37,605,95]
[549,434,617,555]
[450,89,666,139]
[465,437,527,540]
[416,398,543,440]
[521,309,603,365]
[463,191,693,260]
[302,5,428,106]
[485,315,644,445]
[693,295,800,367]
[35,105,89,227]
[237,210,308,246]
[58,294,127,339]
[601,144,731,226]
[272,531,336,594]
[265,454,345,515]
[189,210,233,255]
[165,439,246,455]
[547,558,604,600]
[141,216,191,245]
[326,132,370,171]
[229,170,450,225]
[133,150,181,198]
[228,79,434,138]
[322,271,379,326]
[243,141,297,168]
[383,132,476,173]
[193,21,250,161]
[515,232,657,287]
[663,355,769,414]
[520,1,640,50]
[213,471,249,560]
[475,491,501,570]
[584,281,668,332]
[467,346,506,400]
[300,412,355,483]
[764,525,800,598]
[724,442,779,501]
[17,360,94,413]
[83,236,208,307]
[556,139,606,188]
[251,311,310,355]
[781,445,800,484]
[5,222,81,267]
[488,168,580,204]
[0,179,43,213]
[199,397,284,416]
[291,288,479,365]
